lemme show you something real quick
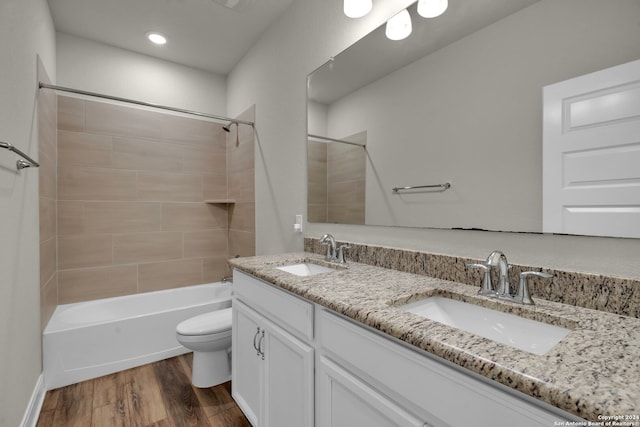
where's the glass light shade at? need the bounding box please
[417,0,448,18]
[343,0,372,18]
[146,32,167,45]
[385,9,412,41]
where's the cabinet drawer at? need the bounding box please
[318,309,572,427]
[233,269,313,341]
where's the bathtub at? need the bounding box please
[43,282,231,390]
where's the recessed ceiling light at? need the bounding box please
[146,32,167,45]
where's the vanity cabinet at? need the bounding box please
[317,309,573,427]
[232,271,314,427]
[232,269,578,427]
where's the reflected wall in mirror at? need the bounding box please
[306,0,640,235]
[307,132,366,224]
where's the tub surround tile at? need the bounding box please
[305,238,640,318]
[229,252,640,422]
[58,234,114,270]
[44,96,256,307]
[57,96,84,131]
[138,258,204,293]
[58,265,138,304]
[113,232,183,264]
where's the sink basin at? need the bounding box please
[401,296,571,355]
[276,262,335,276]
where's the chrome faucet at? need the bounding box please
[320,233,337,262]
[486,250,511,299]
[468,250,554,305]
[319,234,349,264]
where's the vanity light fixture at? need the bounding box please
[343,0,372,18]
[417,0,448,18]
[146,32,167,45]
[385,8,412,40]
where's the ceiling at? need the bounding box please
[47,0,295,75]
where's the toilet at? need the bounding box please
[176,307,233,388]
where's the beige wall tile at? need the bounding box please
[58,167,138,201]
[84,202,161,234]
[229,202,255,232]
[137,172,203,202]
[58,234,113,269]
[39,150,57,200]
[138,258,203,292]
[203,256,230,283]
[228,230,255,258]
[112,137,183,172]
[161,203,227,231]
[113,232,183,264]
[39,196,56,243]
[183,229,227,258]
[160,115,224,148]
[40,237,56,288]
[58,96,84,131]
[58,201,85,235]
[84,100,164,140]
[57,130,113,168]
[58,265,138,304]
[41,273,58,331]
[181,145,226,174]
[203,174,227,200]
[228,169,254,202]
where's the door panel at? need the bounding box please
[543,59,640,237]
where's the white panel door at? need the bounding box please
[543,59,640,238]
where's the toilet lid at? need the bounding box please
[176,307,232,336]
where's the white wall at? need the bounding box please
[227,0,640,279]
[0,0,56,425]
[57,33,227,116]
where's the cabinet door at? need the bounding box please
[264,318,314,427]
[317,356,428,427]
[232,300,264,427]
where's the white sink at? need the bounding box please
[401,296,571,355]
[276,262,336,276]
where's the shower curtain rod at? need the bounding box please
[38,82,255,127]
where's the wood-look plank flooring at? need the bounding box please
[36,353,251,427]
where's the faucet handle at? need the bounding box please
[337,245,350,264]
[516,271,553,305]
[467,263,495,297]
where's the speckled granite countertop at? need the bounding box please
[229,252,640,422]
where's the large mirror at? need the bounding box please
[307,0,640,235]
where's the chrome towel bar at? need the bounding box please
[392,182,451,193]
[0,141,40,170]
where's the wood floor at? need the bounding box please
[36,353,251,427]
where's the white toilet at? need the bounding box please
[176,307,233,388]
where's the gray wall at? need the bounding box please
[227,0,640,279]
[0,0,56,425]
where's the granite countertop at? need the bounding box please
[229,252,640,422]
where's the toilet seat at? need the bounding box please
[176,307,232,336]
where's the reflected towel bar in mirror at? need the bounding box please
[392,182,451,193]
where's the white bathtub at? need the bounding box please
[43,282,231,390]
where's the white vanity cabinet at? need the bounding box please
[317,309,576,427]
[232,269,579,427]
[232,270,314,427]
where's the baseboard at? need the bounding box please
[19,373,46,427]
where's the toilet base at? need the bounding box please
[191,348,231,388]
